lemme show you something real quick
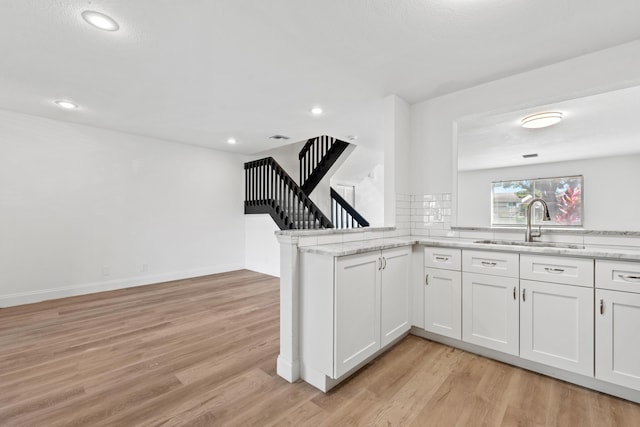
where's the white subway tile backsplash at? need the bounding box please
[429,229,460,238]
[584,235,640,247]
[298,236,318,247]
[342,232,365,243]
[316,234,343,245]
[364,230,385,240]
[459,230,493,240]
[407,192,453,235]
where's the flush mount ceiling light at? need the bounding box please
[310,107,323,115]
[227,138,237,144]
[54,100,79,109]
[81,10,120,31]
[521,111,563,129]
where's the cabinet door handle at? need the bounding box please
[435,256,449,262]
[544,267,565,274]
[377,257,382,271]
[522,288,526,302]
[513,286,516,300]
[383,257,387,270]
[425,274,429,286]
[600,299,604,315]
[618,274,640,282]
[481,261,497,267]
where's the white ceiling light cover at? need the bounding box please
[521,112,563,129]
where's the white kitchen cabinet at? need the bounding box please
[462,272,519,355]
[424,267,462,339]
[423,247,462,340]
[335,246,411,378]
[380,247,411,347]
[463,250,519,278]
[521,254,593,287]
[595,289,640,391]
[595,260,640,391]
[334,251,382,378]
[520,279,594,376]
[301,245,412,386]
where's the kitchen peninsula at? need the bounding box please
[276,227,640,404]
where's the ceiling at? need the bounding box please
[457,84,640,171]
[2,1,640,154]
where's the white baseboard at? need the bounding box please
[0,263,244,308]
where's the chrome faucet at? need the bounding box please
[525,198,551,242]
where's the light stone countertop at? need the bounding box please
[298,236,640,261]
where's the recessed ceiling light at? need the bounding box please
[347,135,358,141]
[81,10,120,31]
[227,138,237,144]
[310,107,323,115]
[54,100,79,109]
[521,112,563,129]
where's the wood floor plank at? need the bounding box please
[1,269,639,426]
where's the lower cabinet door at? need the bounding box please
[596,289,640,390]
[462,272,519,355]
[380,247,411,347]
[425,267,462,339]
[334,251,381,378]
[520,280,594,376]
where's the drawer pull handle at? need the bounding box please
[513,286,516,300]
[544,267,565,274]
[435,256,449,262]
[481,261,497,267]
[600,299,604,315]
[619,274,640,282]
[522,288,526,302]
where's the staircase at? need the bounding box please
[330,187,370,229]
[244,157,332,230]
[244,135,369,230]
[299,135,350,194]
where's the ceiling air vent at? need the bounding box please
[269,134,290,140]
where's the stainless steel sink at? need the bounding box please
[474,239,585,249]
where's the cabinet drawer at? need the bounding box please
[424,247,461,271]
[462,250,519,278]
[520,255,593,287]
[596,260,640,293]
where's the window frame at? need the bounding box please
[490,175,583,227]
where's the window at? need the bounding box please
[491,175,583,226]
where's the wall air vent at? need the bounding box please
[269,134,290,140]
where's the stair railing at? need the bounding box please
[299,135,350,194]
[245,157,333,230]
[330,187,370,229]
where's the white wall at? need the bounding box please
[248,139,307,183]
[411,40,640,209]
[244,214,280,277]
[458,154,640,230]
[0,109,245,306]
[384,94,411,226]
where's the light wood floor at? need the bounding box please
[1,270,639,426]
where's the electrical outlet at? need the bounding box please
[102,266,111,276]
